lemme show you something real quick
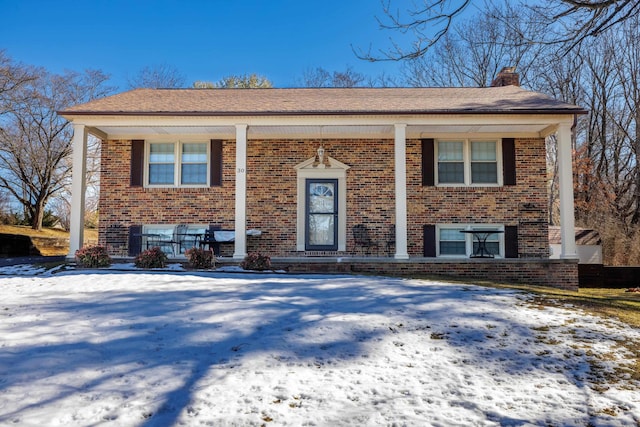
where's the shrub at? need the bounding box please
[75,245,112,268]
[185,247,215,269]
[9,210,59,227]
[135,246,168,269]
[240,252,271,271]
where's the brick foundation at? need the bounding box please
[270,258,579,291]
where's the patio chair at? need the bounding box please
[147,231,176,256]
[199,225,222,255]
[147,224,188,257]
[173,224,191,255]
[352,224,379,255]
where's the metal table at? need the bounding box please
[460,229,504,258]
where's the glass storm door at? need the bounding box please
[306,179,338,251]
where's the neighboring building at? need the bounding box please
[549,226,602,264]
[60,68,586,289]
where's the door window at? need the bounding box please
[306,180,338,250]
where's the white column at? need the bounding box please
[394,123,409,259]
[67,124,88,258]
[233,124,248,259]
[557,122,578,259]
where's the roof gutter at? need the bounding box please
[59,108,588,117]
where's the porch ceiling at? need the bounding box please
[91,123,556,140]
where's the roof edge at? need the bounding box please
[59,108,588,117]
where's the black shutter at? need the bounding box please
[422,139,435,186]
[423,224,436,257]
[504,225,518,258]
[502,138,516,186]
[128,225,142,256]
[130,140,145,187]
[210,140,223,186]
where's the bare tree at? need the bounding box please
[300,66,368,87]
[0,50,36,115]
[0,189,11,222]
[402,3,544,87]
[533,0,640,53]
[614,16,640,225]
[358,0,640,60]
[194,73,273,88]
[51,133,102,231]
[532,51,586,225]
[357,0,471,61]
[561,16,640,257]
[127,63,186,89]
[0,68,113,230]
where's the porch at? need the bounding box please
[66,111,581,264]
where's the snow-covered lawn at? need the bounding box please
[0,265,639,426]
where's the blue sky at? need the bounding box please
[1,0,411,89]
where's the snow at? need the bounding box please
[1,264,639,426]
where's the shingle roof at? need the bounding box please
[60,86,585,116]
[548,226,602,245]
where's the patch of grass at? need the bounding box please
[473,280,640,329]
[0,224,69,238]
[476,279,640,389]
[531,325,551,332]
[612,341,640,384]
[0,224,98,256]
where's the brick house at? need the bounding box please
[60,68,586,289]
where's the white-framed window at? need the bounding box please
[436,224,505,258]
[436,140,501,185]
[146,141,209,187]
[438,226,467,256]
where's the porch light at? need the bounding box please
[313,144,329,168]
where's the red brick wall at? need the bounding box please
[406,137,548,257]
[98,139,236,254]
[275,259,579,291]
[99,137,549,260]
[245,138,396,255]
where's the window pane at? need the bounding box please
[438,162,464,183]
[182,143,207,163]
[149,143,175,162]
[441,241,466,255]
[149,164,174,184]
[438,141,463,160]
[149,143,175,185]
[471,163,498,183]
[308,214,335,246]
[143,226,175,256]
[473,241,500,256]
[440,229,463,241]
[471,141,496,161]
[309,183,335,214]
[181,164,207,185]
[471,230,500,256]
[180,143,207,185]
[177,225,207,254]
[440,228,466,255]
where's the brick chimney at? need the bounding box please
[491,66,519,87]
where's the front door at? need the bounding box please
[306,179,338,251]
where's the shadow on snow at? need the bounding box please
[0,270,627,426]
